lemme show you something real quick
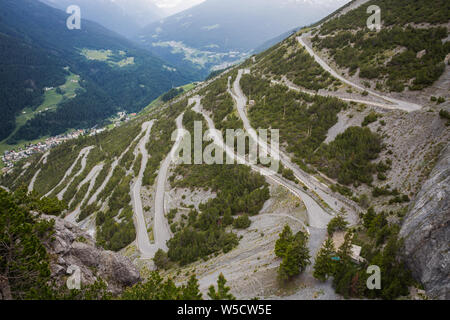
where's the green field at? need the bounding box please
[37,73,81,112]
[81,49,135,68]
[181,82,197,92]
[140,82,198,115]
[80,48,114,61]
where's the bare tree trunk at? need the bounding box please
[0,276,13,300]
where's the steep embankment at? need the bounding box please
[400,146,450,300]
[241,0,449,299]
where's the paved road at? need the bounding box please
[56,146,94,200]
[87,126,147,207]
[190,96,331,229]
[65,163,104,223]
[130,121,157,259]
[297,35,422,112]
[271,78,403,110]
[13,162,31,185]
[44,146,93,198]
[153,113,185,254]
[230,70,360,223]
[131,115,186,259]
[28,151,50,193]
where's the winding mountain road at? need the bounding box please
[153,113,185,253]
[28,151,49,193]
[230,70,360,223]
[190,96,331,230]
[56,146,94,200]
[130,121,156,259]
[271,78,404,110]
[131,115,186,259]
[297,34,422,112]
[44,146,94,198]
[65,163,104,223]
[87,125,148,207]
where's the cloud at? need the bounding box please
[152,0,206,14]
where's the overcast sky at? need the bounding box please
[152,0,206,15]
[151,0,349,15]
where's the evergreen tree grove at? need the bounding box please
[181,275,203,300]
[275,226,311,281]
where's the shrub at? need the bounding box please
[362,112,379,126]
[154,249,171,270]
[233,214,251,229]
[327,214,349,236]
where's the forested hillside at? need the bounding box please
[0,0,194,145]
[1,0,449,300]
[137,0,348,78]
[313,0,450,92]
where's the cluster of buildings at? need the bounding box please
[114,111,137,127]
[1,129,87,173]
[1,111,138,174]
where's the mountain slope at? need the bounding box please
[0,0,194,146]
[137,0,349,77]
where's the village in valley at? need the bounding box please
[1,111,136,173]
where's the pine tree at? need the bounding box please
[278,232,311,281]
[208,273,235,300]
[161,278,182,300]
[181,275,203,300]
[121,272,183,300]
[313,238,336,282]
[274,225,293,258]
[332,231,356,296]
[337,231,353,263]
[154,249,171,270]
[327,213,349,236]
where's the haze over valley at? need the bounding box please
[0,0,449,304]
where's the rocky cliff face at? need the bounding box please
[400,144,450,300]
[43,215,140,295]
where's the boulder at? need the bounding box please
[42,215,140,295]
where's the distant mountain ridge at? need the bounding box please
[0,0,194,145]
[40,0,163,38]
[137,0,349,77]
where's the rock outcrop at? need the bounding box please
[43,215,140,295]
[400,144,450,300]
